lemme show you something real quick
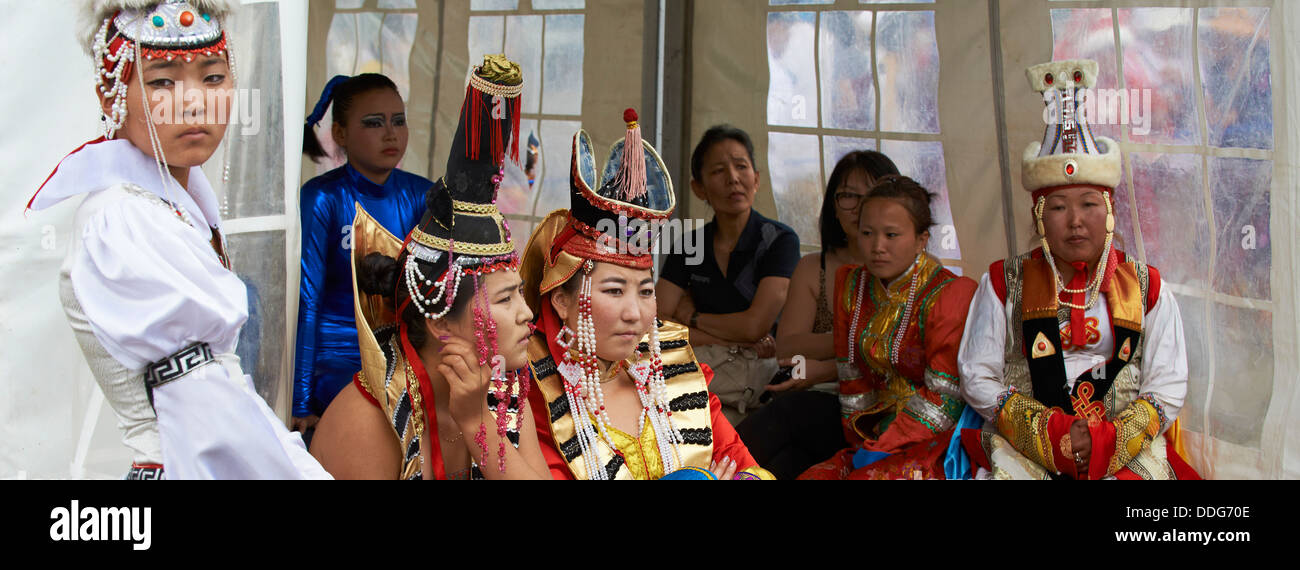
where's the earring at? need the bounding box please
[555,325,575,349]
[1105,197,1116,233]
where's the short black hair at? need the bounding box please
[819,150,900,250]
[690,124,756,182]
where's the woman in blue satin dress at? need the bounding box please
[293,74,432,435]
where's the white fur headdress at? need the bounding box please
[1021,59,1122,194]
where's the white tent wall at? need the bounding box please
[0,0,308,479]
[2,0,1293,479]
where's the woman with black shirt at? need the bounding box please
[656,125,801,424]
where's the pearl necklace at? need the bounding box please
[889,256,923,366]
[849,255,922,367]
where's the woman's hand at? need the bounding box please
[1069,419,1092,478]
[437,336,493,428]
[710,456,738,480]
[754,334,776,359]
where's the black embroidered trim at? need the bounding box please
[663,362,698,379]
[376,325,398,387]
[486,393,522,413]
[507,430,521,448]
[560,436,582,462]
[532,355,557,379]
[605,454,625,479]
[638,339,688,352]
[393,390,413,439]
[549,394,571,423]
[669,391,709,412]
[125,466,165,480]
[679,428,712,445]
[405,436,421,462]
[144,342,215,408]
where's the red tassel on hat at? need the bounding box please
[462,84,482,161]
[612,108,647,202]
[509,96,522,166]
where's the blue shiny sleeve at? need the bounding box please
[293,182,334,418]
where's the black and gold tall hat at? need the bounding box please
[520,109,676,315]
[407,54,523,259]
[567,108,675,252]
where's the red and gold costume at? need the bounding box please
[956,59,1199,480]
[518,111,772,480]
[800,254,976,479]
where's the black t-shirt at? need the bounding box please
[660,209,801,315]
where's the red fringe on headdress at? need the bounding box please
[462,84,482,161]
[461,84,524,167]
[509,96,522,166]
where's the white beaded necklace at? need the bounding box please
[555,267,682,479]
[847,254,923,368]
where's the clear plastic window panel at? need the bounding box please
[819,11,875,132]
[533,120,583,218]
[1117,8,1199,146]
[1111,164,1140,260]
[498,118,541,218]
[1210,304,1272,447]
[216,3,285,218]
[767,132,823,246]
[471,0,519,10]
[879,140,959,260]
[318,12,419,176]
[541,14,584,116]
[533,0,585,9]
[875,11,940,134]
[377,0,417,9]
[354,12,385,74]
[226,231,288,408]
[381,14,420,100]
[821,136,876,185]
[1129,152,1207,289]
[336,0,363,9]
[1210,157,1271,300]
[1050,8,1121,142]
[1197,7,1273,150]
[766,11,819,128]
[1175,293,1209,433]
[468,16,506,68]
[505,15,544,115]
